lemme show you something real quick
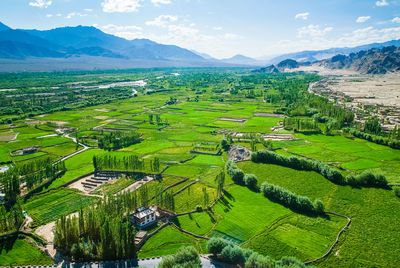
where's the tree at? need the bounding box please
[221,246,245,263]
[207,237,228,256]
[313,199,325,214]
[245,252,274,268]
[244,174,258,190]
[221,139,230,151]
[215,171,225,196]
[159,246,201,268]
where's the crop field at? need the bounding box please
[1,69,400,267]
[22,188,98,224]
[0,236,52,266]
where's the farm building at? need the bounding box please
[130,206,157,228]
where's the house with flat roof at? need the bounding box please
[130,206,157,228]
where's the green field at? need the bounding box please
[1,70,400,267]
[22,188,98,224]
[0,236,52,266]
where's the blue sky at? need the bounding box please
[1,0,400,58]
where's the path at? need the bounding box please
[54,133,90,164]
[116,176,154,195]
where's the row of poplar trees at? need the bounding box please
[93,154,160,173]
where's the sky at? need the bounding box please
[1,0,400,59]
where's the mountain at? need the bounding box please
[0,23,207,67]
[253,65,281,73]
[25,26,132,51]
[318,46,400,74]
[190,50,216,60]
[221,54,264,66]
[24,26,204,61]
[0,22,10,31]
[268,39,400,64]
[255,46,400,74]
[0,41,63,59]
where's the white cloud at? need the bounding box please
[224,33,243,40]
[392,17,400,23]
[100,24,144,40]
[295,12,309,20]
[101,0,143,13]
[65,12,88,19]
[334,26,400,47]
[146,15,178,27]
[357,16,371,23]
[56,13,62,17]
[84,8,93,12]
[376,0,389,6]
[29,0,52,8]
[213,26,223,31]
[151,0,172,7]
[102,24,143,31]
[46,14,53,18]
[297,24,333,37]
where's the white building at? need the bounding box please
[131,206,157,228]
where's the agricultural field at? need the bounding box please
[0,69,399,267]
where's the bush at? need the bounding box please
[345,171,388,188]
[394,187,400,198]
[207,237,228,256]
[313,199,325,214]
[275,256,306,268]
[251,150,344,184]
[245,252,274,268]
[260,182,321,214]
[221,246,245,264]
[244,174,258,190]
[226,160,245,185]
[159,246,201,268]
[221,139,230,151]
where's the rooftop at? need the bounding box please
[134,206,155,219]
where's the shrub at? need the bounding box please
[345,171,388,188]
[252,149,389,188]
[207,237,228,256]
[313,199,325,214]
[245,252,274,268]
[226,160,245,185]
[221,245,245,263]
[275,256,306,268]
[260,182,321,214]
[244,174,258,190]
[221,139,230,151]
[159,246,201,268]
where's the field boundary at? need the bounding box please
[304,211,351,265]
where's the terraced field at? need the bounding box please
[1,70,399,267]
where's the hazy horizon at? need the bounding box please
[1,0,400,59]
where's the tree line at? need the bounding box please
[260,182,324,214]
[343,127,400,149]
[251,150,388,188]
[0,202,24,235]
[98,130,141,150]
[0,87,134,124]
[93,154,160,173]
[54,190,141,261]
[226,160,258,190]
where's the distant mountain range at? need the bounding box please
[254,46,400,74]
[1,20,400,72]
[267,39,400,64]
